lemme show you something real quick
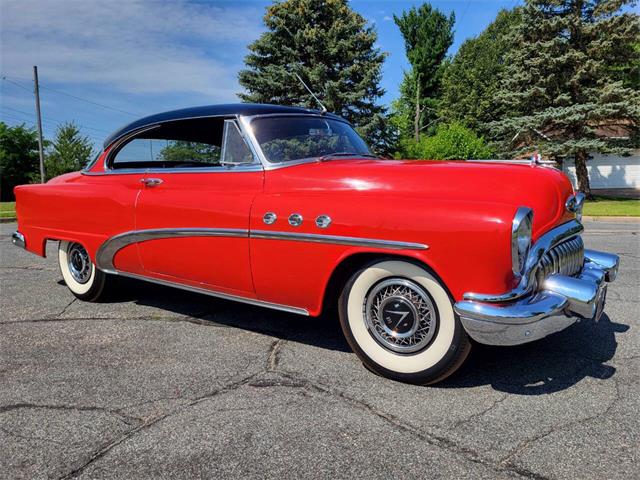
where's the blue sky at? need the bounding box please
[0,0,521,149]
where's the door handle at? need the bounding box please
[141,178,163,187]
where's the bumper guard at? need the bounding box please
[454,249,619,346]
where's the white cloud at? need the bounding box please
[383,15,392,21]
[0,0,264,101]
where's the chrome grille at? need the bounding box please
[536,236,584,283]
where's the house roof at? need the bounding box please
[104,103,344,148]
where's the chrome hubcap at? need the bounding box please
[67,243,92,284]
[364,278,437,354]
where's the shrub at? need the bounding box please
[398,122,495,160]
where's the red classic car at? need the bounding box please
[12,104,619,384]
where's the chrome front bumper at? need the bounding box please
[454,249,619,346]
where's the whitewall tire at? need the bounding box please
[339,260,471,385]
[58,241,108,301]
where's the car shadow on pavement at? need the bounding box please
[106,277,628,394]
[440,314,629,395]
[105,276,353,353]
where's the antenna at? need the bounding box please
[293,72,327,114]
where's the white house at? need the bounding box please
[562,150,640,190]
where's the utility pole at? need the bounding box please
[33,66,46,183]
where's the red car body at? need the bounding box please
[16,155,575,316]
[11,104,619,384]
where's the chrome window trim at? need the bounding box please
[95,116,262,175]
[87,112,364,175]
[238,113,371,170]
[463,219,584,303]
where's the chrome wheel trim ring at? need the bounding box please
[363,278,438,354]
[67,242,92,284]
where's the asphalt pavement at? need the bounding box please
[1,219,638,479]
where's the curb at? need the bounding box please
[0,217,17,223]
[583,216,640,223]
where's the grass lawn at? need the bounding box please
[583,196,640,217]
[0,202,16,219]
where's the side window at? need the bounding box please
[221,120,255,166]
[111,118,225,169]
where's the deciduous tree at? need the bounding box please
[0,122,40,201]
[393,3,455,141]
[440,8,521,137]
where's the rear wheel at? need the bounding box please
[338,260,471,385]
[58,241,109,301]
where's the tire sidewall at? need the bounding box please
[58,240,104,300]
[339,259,468,384]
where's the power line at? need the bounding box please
[2,106,112,134]
[1,75,140,117]
[457,1,472,24]
[0,112,105,142]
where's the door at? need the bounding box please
[109,117,263,296]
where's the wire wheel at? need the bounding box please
[364,278,438,354]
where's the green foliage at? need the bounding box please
[399,122,495,160]
[238,0,389,154]
[489,0,640,195]
[393,3,455,140]
[440,8,522,136]
[41,122,93,180]
[0,122,40,201]
[158,141,221,164]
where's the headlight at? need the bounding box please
[512,207,533,276]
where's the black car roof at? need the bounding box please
[103,103,344,148]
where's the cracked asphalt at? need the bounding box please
[1,219,638,480]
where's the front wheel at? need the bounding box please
[338,260,471,385]
[58,241,109,301]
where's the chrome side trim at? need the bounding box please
[95,228,248,273]
[12,231,25,249]
[95,227,427,275]
[110,270,309,316]
[463,219,584,303]
[250,230,428,250]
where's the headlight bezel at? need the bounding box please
[566,192,586,222]
[511,207,534,277]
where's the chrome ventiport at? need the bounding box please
[288,213,303,227]
[315,215,332,228]
[263,212,277,225]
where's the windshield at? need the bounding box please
[250,116,372,164]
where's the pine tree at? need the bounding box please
[238,0,389,154]
[393,3,455,141]
[45,122,94,180]
[490,0,640,195]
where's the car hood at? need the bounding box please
[266,159,577,238]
